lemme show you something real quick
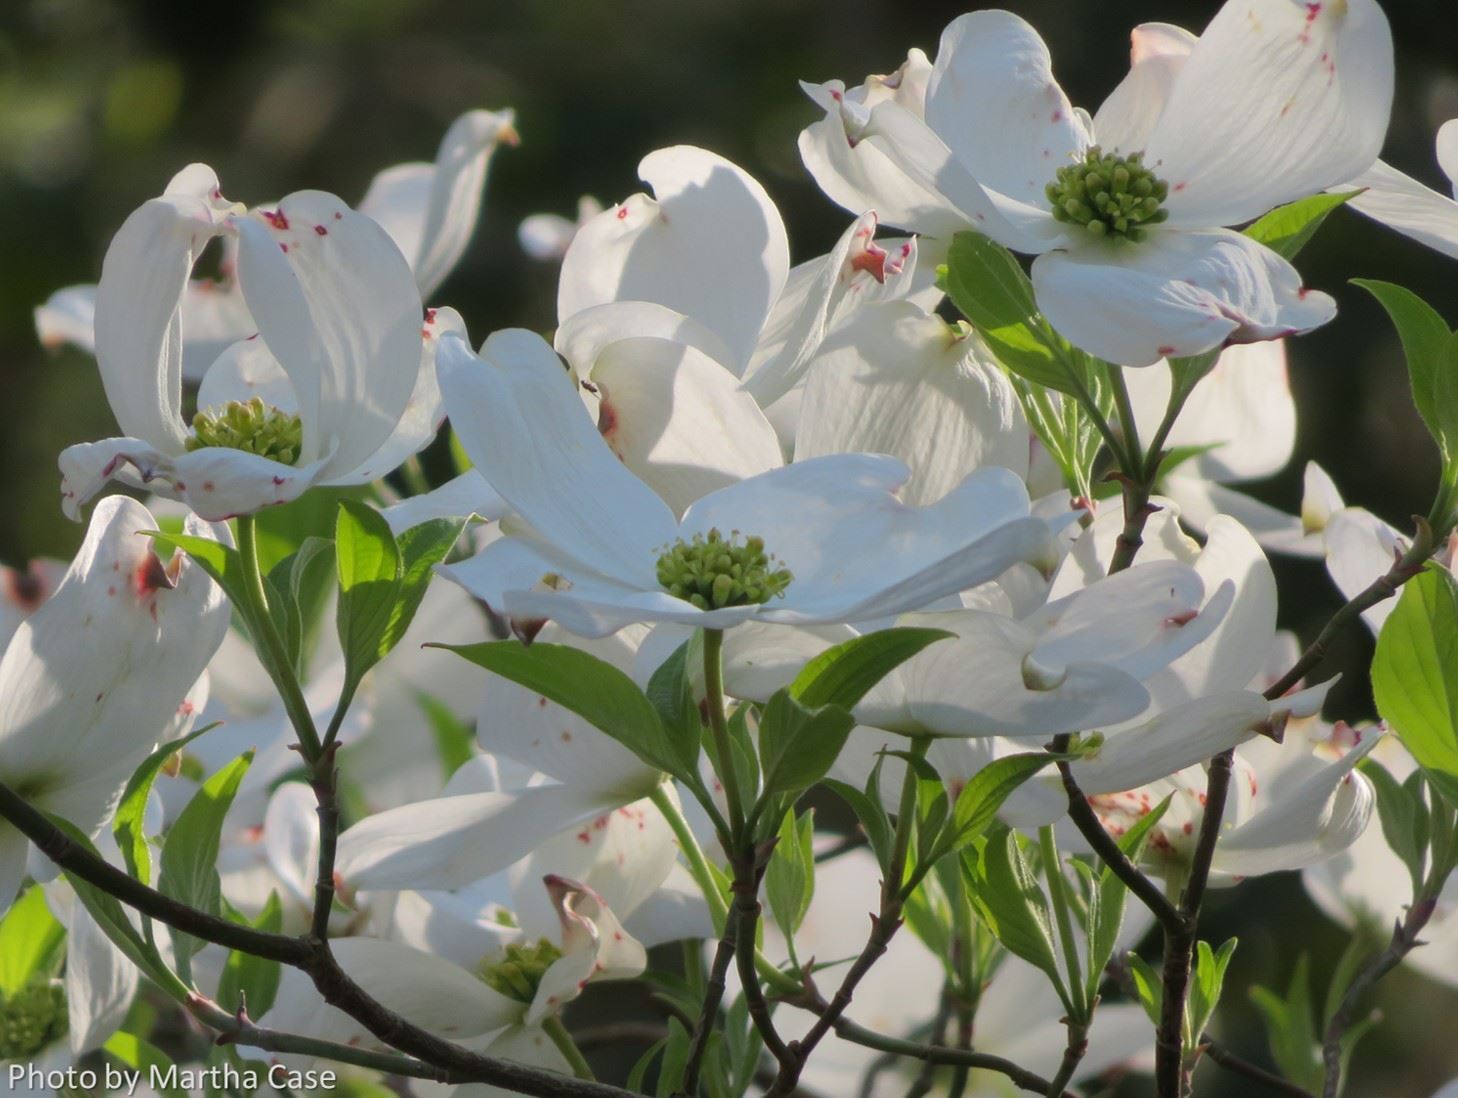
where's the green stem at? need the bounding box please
[1038,826,1087,1020]
[235,515,322,760]
[701,628,746,838]
[1107,367,1143,470]
[888,737,931,905]
[648,783,799,996]
[542,1017,596,1082]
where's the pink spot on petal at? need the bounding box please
[263,209,289,230]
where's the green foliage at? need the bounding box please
[1372,566,1458,808]
[1361,758,1431,895]
[755,691,856,800]
[1243,190,1359,261]
[1186,937,1238,1048]
[765,810,815,961]
[104,1031,185,1098]
[157,752,254,977]
[415,690,476,780]
[0,887,65,997]
[263,536,335,676]
[113,722,222,894]
[965,829,1069,1012]
[789,627,952,710]
[216,891,284,1020]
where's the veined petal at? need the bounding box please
[234,190,422,477]
[438,331,678,588]
[369,889,521,973]
[1345,158,1458,260]
[558,146,790,371]
[1093,23,1196,155]
[555,301,734,384]
[525,876,647,1025]
[924,10,1090,209]
[333,783,623,892]
[793,302,1030,503]
[0,497,228,792]
[588,336,782,515]
[1147,0,1394,228]
[265,936,520,1045]
[196,336,298,414]
[1324,508,1403,636]
[503,578,762,641]
[93,167,234,452]
[381,470,506,534]
[1032,228,1334,367]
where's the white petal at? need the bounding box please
[1124,340,1295,481]
[196,336,298,414]
[265,936,519,1045]
[924,10,1090,209]
[381,470,506,534]
[1093,23,1197,155]
[59,438,330,523]
[65,901,139,1055]
[234,191,423,476]
[687,458,1055,626]
[0,559,66,655]
[557,146,789,371]
[94,172,233,451]
[370,889,521,972]
[1032,228,1334,367]
[34,285,97,354]
[588,336,782,514]
[263,783,320,912]
[333,784,623,892]
[1163,476,1322,558]
[793,301,1030,502]
[1345,157,1458,260]
[525,877,646,1024]
[797,83,968,238]
[1324,508,1402,635]
[1147,0,1394,228]
[519,213,580,262]
[0,497,228,794]
[475,622,660,797]
[555,300,735,382]
[437,330,678,589]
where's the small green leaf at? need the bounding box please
[790,627,952,710]
[1127,951,1163,1027]
[966,830,1068,1009]
[1360,757,1430,895]
[1187,937,1238,1043]
[765,809,815,949]
[217,891,283,1019]
[1251,955,1322,1092]
[382,517,466,652]
[645,638,705,775]
[114,722,222,890]
[1372,566,1458,808]
[824,778,893,874]
[946,752,1053,850]
[0,886,65,996]
[1353,279,1453,463]
[1087,796,1171,991]
[1243,190,1358,260]
[756,690,856,798]
[146,532,251,624]
[658,1016,692,1098]
[265,536,336,674]
[436,641,676,787]
[157,752,254,974]
[104,1032,186,1098]
[335,500,404,688]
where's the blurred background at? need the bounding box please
[1,0,1456,1094]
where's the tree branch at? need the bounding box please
[1199,1034,1315,1098]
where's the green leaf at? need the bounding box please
[335,500,404,688]
[756,690,856,798]
[113,722,222,890]
[415,689,476,779]
[1353,279,1454,463]
[217,891,283,1019]
[790,627,953,710]
[1127,951,1163,1027]
[146,531,251,624]
[265,536,336,674]
[252,486,371,572]
[946,752,1054,851]
[1087,797,1171,990]
[0,886,65,996]
[645,638,705,774]
[48,816,187,1001]
[657,1016,692,1098]
[1251,956,1323,1092]
[765,809,815,950]
[104,1032,186,1098]
[157,751,254,975]
[966,830,1068,1009]
[436,641,677,786]
[1243,190,1358,260]
[824,778,893,874]
[382,517,466,652]
[1360,757,1430,895]
[1187,937,1237,1043]
[1372,566,1458,808]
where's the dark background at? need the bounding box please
[2,0,1456,1094]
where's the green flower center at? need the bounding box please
[1046,146,1170,242]
[185,397,303,465]
[655,529,793,610]
[0,982,67,1060]
[479,939,563,1003]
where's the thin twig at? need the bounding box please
[1199,1034,1315,1098]
[678,916,737,1096]
[1043,1021,1089,1098]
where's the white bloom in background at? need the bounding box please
[519,195,603,261]
[0,559,66,652]
[58,166,427,521]
[435,328,1059,639]
[35,108,517,372]
[1343,119,1458,258]
[761,848,1152,1097]
[0,497,227,910]
[810,2,1393,365]
[1304,737,1458,987]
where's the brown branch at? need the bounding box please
[1199,1034,1315,1098]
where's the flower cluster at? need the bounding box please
[8,2,1458,1098]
